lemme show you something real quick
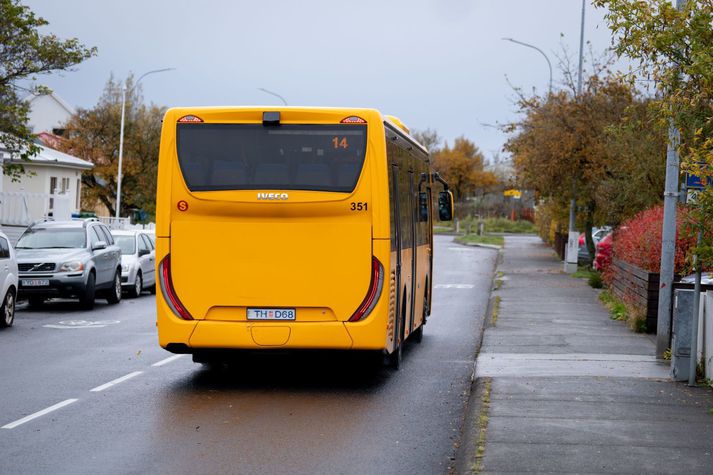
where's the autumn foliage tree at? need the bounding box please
[505,72,666,259]
[595,0,713,266]
[60,74,164,219]
[431,136,498,202]
[0,0,95,179]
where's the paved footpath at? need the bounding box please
[472,235,713,474]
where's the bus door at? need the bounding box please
[408,170,417,336]
[390,164,404,347]
[397,163,414,343]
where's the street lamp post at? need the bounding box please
[116,67,175,219]
[563,0,588,273]
[501,37,553,94]
[258,87,288,106]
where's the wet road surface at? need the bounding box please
[0,235,496,474]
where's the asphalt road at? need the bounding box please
[0,235,496,475]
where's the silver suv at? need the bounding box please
[15,220,123,309]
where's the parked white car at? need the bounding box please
[0,231,18,327]
[111,230,156,298]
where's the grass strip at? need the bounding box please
[473,378,492,474]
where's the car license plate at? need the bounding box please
[247,308,296,321]
[22,279,50,287]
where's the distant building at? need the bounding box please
[0,91,93,243]
[0,140,93,243]
[24,91,75,136]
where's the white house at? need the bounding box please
[0,141,93,243]
[24,91,75,135]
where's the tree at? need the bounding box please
[595,0,713,265]
[412,128,442,154]
[59,74,164,219]
[505,72,666,260]
[0,0,95,179]
[432,136,498,202]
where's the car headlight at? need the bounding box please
[59,261,84,272]
[121,263,129,272]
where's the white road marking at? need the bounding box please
[434,284,474,289]
[2,399,78,429]
[151,354,185,367]
[43,320,120,329]
[90,371,143,392]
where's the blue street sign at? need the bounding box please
[686,172,706,189]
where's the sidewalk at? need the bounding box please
[472,235,713,474]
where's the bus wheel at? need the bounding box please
[192,351,224,370]
[385,341,402,369]
[385,293,407,369]
[412,324,423,343]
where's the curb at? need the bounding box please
[452,242,500,474]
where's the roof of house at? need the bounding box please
[23,91,76,116]
[0,138,93,170]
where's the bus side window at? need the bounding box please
[418,192,428,222]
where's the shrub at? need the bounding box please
[608,205,696,274]
[588,272,603,288]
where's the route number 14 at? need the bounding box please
[332,136,348,149]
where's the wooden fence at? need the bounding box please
[609,259,659,333]
[609,259,713,334]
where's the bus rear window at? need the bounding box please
[176,123,367,192]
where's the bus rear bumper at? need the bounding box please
[189,321,354,349]
[159,318,388,352]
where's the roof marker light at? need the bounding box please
[177,115,203,123]
[340,116,367,124]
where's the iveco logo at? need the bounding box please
[257,193,289,200]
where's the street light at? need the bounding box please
[258,87,288,106]
[116,67,175,219]
[501,37,553,94]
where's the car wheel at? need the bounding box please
[79,272,96,310]
[0,289,16,328]
[128,272,142,298]
[106,271,122,304]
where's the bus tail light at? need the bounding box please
[158,255,193,320]
[349,257,384,322]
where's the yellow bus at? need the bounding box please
[155,107,453,368]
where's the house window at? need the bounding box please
[61,177,70,193]
[49,176,58,209]
[76,179,81,209]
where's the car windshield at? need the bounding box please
[113,235,136,255]
[16,227,86,249]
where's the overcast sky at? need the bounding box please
[24,0,618,160]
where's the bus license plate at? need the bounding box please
[247,308,296,321]
[22,279,50,287]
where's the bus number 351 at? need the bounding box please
[350,202,367,211]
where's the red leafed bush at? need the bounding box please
[608,205,695,274]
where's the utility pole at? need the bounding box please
[655,0,686,359]
[564,0,586,273]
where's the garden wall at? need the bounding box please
[609,259,659,333]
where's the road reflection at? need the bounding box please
[148,348,421,474]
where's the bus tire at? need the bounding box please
[193,351,223,369]
[412,324,423,343]
[385,292,407,369]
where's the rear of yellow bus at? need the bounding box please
[155,107,395,361]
